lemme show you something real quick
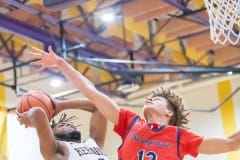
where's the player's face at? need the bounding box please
[143,96,170,117]
[53,122,77,135]
[52,122,81,141]
[144,96,168,108]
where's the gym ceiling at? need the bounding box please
[0,0,239,107]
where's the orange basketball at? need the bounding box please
[16,91,55,120]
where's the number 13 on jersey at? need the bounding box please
[137,150,157,160]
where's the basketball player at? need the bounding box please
[30,45,240,159]
[17,97,109,160]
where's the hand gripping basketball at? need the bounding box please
[16,91,55,120]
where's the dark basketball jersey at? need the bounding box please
[114,109,203,160]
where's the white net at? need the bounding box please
[204,0,240,45]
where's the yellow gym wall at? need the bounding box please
[0,73,8,160]
[217,80,240,160]
[179,75,240,160]
[6,74,240,160]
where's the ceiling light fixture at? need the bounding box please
[50,78,63,88]
[101,13,115,23]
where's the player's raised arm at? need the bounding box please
[30,46,120,124]
[17,107,60,160]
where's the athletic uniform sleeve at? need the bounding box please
[180,127,204,157]
[113,108,137,140]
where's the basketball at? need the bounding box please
[16,91,55,120]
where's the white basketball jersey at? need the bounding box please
[64,138,109,160]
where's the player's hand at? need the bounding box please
[51,98,61,117]
[16,110,34,128]
[30,45,61,70]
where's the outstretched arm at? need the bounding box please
[17,107,65,160]
[198,130,240,154]
[53,98,98,114]
[30,46,120,124]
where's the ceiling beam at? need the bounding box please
[163,0,208,25]
[0,13,54,49]
[110,66,240,74]
[123,0,167,18]
[2,0,127,52]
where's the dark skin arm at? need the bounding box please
[53,98,107,148]
[17,107,67,160]
[17,98,107,159]
[89,110,107,149]
[54,98,97,114]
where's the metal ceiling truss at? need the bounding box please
[178,37,192,65]
[1,0,240,100]
[168,7,207,25]
[164,0,208,25]
[0,9,130,92]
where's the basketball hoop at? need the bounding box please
[204,0,240,45]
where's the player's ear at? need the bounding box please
[165,110,173,117]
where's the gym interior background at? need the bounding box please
[0,0,240,159]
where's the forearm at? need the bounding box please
[55,98,97,113]
[57,57,96,95]
[56,57,120,124]
[199,130,240,154]
[227,130,240,151]
[29,108,58,159]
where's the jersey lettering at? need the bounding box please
[74,146,104,156]
[131,132,170,148]
[137,150,157,160]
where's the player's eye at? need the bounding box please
[58,123,65,127]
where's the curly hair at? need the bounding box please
[150,86,190,127]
